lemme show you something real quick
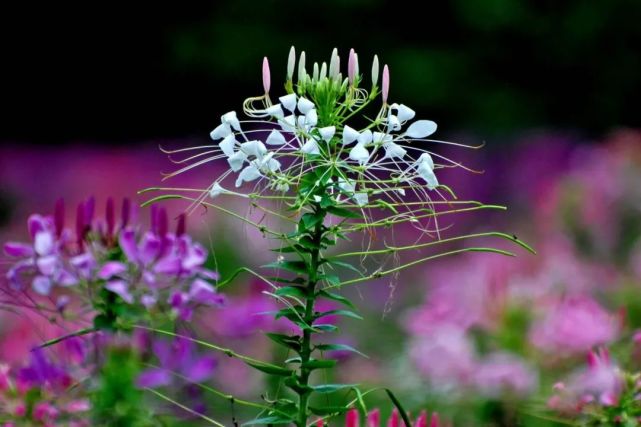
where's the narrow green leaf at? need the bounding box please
[265,333,301,352]
[263,260,308,275]
[327,205,363,219]
[325,259,363,275]
[385,389,412,427]
[317,290,356,309]
[315,343,368,358]
[309,406,349,416]
[302,358,337,369]
[241,416,293,426]
[274,286,307,299]
[316,309,363,320]
[311,323,338,333]
[246,361,293,377]
[311,383,357,394]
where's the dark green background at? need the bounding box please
[2,0,639,143]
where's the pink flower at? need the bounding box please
[473,353,537,397]
[530,296,618,354]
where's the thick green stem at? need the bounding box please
[297,214,324,427]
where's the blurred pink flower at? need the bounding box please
[530,296,618,354]
[473,352,537,397]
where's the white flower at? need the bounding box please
[304,109,318,128]
[372,131,392,144]
[266,130,287,146]
[338,178,356,194]
[265,104,284,119]
[387,114,401,132]
[279,94,297,112]
[210,123,232,140]
[240,140,267,158]
[358,129,373,145]
[405,120,437,139]
[227,151,247,172]
[256,152,281,173]
[383,142,407,160]
[349,142,370,165]
[415,153,438,189]
[280,114,297,132]
[301,139,320,155]
[390,103,415,123]
[318,126,336,142]
[353,192,368,207]
[221,111,241,131]
[219,134,236,157]
[209,182,227,199]
[235,165,262,187]
[342,125,360,145]
[297,97,315,114]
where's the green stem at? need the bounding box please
[297,211,325,427]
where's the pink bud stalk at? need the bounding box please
[54,198,65,237]
[262,57,271,94]
[367,409,380,427]
[346,408,360,427]
[382,64,390,104]
[348,48,356,85]
[176,213,186,236]
[105,197,115,237]
[430,412,440,427]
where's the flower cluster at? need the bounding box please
[163,47,450,231]
[0,350,89,426]
[3,198,223,324]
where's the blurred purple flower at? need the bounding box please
[17,349,72,392]
[137,337,216,388]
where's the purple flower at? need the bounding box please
[17,349,72,392]
[136,337,216,388]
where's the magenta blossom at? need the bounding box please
[530,296,619,355]
[473,352,537,398]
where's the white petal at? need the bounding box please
[210,123,231,140]
[219,134,236,157]
[318,126,336,141]
[240,140,267,158]
[338,178,355,194]
[301,139,320,155]
[349,143,370,165]
[353,192,368,207]
[397,104,415,122]
[276,182,290,192]
[265,104,284,119]
[34,232,54,256]
[405,120,437,139]
[297,97,315,114]
[221,111,241,131]
[266,157,281,172]
[373,131,392,144]
[418,164,439,189]
[209,182,226,199]
[387,114,401,132]
[279,94,298,112]
[416,153,434,170]
[235,165,262,187]
[266,130,286,146]
[383,142,407,159]
[280,114,297,131]
[342,125,360,145]
[305,109,318,127]
[313,195,322,203]
[256,152,281,173]
[358,129,373,145]
[396,188,406,196]
[228,151,247,172]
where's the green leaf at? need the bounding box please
[385,389,412,427]
[326,205,363,219]
[311,383,357,394]
[265,333,301,352]
[315,343,368,358]
[263,260,308,275]
[325,259,363,275]
[309,406,349,416]
[298,235,321,250]
[242,416,293,426]
[317,290,356,309]
[318,274,340,286]
[316,309,363,320]
[376,199,399,214]
[352,386,368,422]
[246,361,293,377]
[302,358,337,369]
[300,212,324,231]
[274,286,307,299]
[311,323,338,333]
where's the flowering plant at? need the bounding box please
[2,47,532,426]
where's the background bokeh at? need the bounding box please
[2,1,641,425]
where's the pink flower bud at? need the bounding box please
[430,412,440,427]
[262,57,270,94]
[382,65,390,104]
[415,410,428,427]
[367,409,380,427]
[54,198,65,237]
[106,197,115,237]
[176,213,186,236]
[348,48,356,84]
[387,408,399,427]
[346,408,359,427]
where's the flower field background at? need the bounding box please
[2,1,641,425]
